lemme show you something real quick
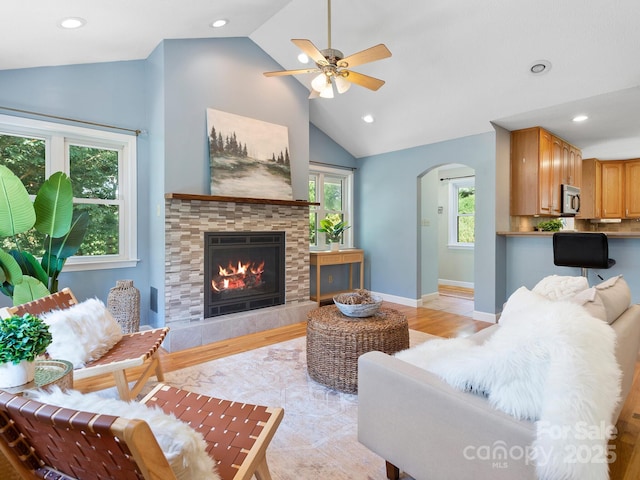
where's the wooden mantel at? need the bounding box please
[166,193,319,207]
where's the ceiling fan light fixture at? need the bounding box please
[312,73,335,98]
[334,75,351,94]
[298,53,310,64]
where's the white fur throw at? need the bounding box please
[396,293,621,480]
[29,387,219,480]
[532,274,589,300]
[41,298,123,368]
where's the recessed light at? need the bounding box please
[572,115,589,122]
[58,17,86,29]
[362,114,375,124]
[298,53,310,64]
[529,60,552,75]
[211,19,228,28]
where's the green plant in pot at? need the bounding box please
[318,214,350,250]
[0,164,89,305]
[0,313,52,388]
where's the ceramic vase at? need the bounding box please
[0,359,36,388]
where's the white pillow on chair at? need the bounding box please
[41,298,123,368]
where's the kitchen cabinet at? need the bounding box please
[577,159,601,219]
[511,127,582,216]
[601,161,624,218]
[580,158,640,219]
[625,160,640,218]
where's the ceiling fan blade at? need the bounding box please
[342,70,386,91]
[263,68,319,77]
[292,39,328,65]
[338,44,391,69]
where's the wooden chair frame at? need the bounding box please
[0,384,284,480]
[0,288,169,401]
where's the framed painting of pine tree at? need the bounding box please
[207,108,293,200]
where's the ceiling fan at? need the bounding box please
[263,0,392,99]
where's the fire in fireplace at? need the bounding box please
[204,231,285,317]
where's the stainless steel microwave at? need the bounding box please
[561,184,580,215]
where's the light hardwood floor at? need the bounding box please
[74,299,640,479]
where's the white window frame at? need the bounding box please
[448,178,475,249]
[309,164,354,251]
[0,113,138,271]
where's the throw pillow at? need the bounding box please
[532,274,589,301]
[29,387,219,480]
[41,298,123,368]
[575,275,631,325]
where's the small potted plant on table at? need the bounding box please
[319,215,350,251]
[0,313,52,388]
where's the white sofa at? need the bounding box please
[358,276,640,480]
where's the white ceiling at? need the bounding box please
[2,0,640,159]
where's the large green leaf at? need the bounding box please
[0,248,24,286]
[9,250,48,286]
[13,275,50,305]
[0,165,36,237]
[34,171,73,238]
[40,252,65,277]
[45,210,89,260]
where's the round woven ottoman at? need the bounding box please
[306,305,409,393]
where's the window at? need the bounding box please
[0,114,137,270]
[309,165,353,249]
[448,178,475,247]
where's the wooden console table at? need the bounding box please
[310,249,364,304]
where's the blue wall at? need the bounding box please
[0,60,152,319]
[506,236,640,304]
[356,132,501,315]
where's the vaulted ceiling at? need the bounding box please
[3,0,640,159]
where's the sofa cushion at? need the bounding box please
[572,275,631,325]
[29,387,219,480]
[41,298,123,368]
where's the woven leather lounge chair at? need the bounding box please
[0,383,284,480]
[0,288,169,401]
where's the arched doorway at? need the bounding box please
[419,163,476,303]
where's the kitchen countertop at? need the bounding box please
[497,231,640,238]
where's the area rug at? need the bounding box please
[141,330,433,479]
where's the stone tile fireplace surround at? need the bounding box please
[162,194,316,352]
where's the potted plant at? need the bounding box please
[0,165,89,305]
[0,313,52,388]
[318,215,350,251]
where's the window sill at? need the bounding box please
[447,244,474,251]
[62,258,140,272]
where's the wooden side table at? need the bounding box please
[310,249,364,304]
[306,305,409,393]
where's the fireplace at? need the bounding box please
[204,231,285,317]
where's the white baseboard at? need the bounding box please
[421,292,438,303]
[438,279,474,289]
[373,291,422,308]
[373,290,498,324]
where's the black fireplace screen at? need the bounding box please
[204,232,285,317]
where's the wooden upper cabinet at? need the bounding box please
[510,127,581,216]
[625,160,640,218]
[578,158,601,219]
[601,161,624,218]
